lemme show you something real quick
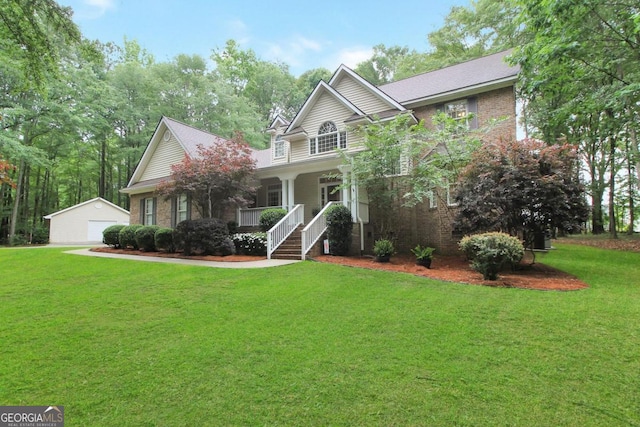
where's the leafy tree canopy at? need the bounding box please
[454,138,588,246]
[157,132,257,219]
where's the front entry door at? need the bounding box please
[320,177,341,206]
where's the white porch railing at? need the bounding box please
[300,201,337,260]
[267,204,304,259]
[238,206,284,227]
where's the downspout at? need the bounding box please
[356,185,365,255]
[350,158,365,255]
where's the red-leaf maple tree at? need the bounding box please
[157,132,257,219]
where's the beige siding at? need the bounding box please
[140,134,186,181]
[294,170,339,222]
[290,93,355,162]
[333,76,391,114]
[48,200,129,243]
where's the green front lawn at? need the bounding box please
[0,245,639,426]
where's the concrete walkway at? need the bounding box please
[65,248,300,269]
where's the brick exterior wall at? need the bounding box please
[361,86,518,256]
[128,192,236,228]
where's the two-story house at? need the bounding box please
[121,50,519,259]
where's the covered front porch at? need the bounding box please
[236,166,369,260]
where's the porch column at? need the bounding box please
[287,179,295,210]
[278,174,298,211]
[339,164,357,221]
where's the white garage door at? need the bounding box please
[87,220,117,242]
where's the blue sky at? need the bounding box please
[58,0,468,75]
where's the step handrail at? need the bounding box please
[267,204,304,259]
[300,201,337,260]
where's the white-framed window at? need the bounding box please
[446,182,459,206]
[177,194,188,223]
[445,100,468,120]
[144,197,156,225]
[429,190,438,209]
[309,121,347,155]
[267,184,282,207]
[273,135,286,159]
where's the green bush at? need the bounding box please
[259,208,287,232]
[175,218,235,256]
[373,239,395,260]
[119,224,144,250]
[232,232,267,256]
[103,224,126,248]
[135,225,160,252]
[155,227,177,253]
[30,225,49,244]
[325,204,353,256]
[458,232,524,280]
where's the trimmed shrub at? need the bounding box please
[373,238,395,261]
[259,208,287,232]
[155,227,177,253]
[103,224,126,248]
[324,204,353,256]
[175,218,235,256]
[458,232,524,280]
[232,232,267,256]
[135,225,160,252]
[119,224,144,249]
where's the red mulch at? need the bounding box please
[312,254,588,291]
[90,247,588,291]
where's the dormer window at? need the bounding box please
[309,121,347,155]
[273,135,286,159]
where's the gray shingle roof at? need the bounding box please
[163,117,231,158]
[379,50,519,105]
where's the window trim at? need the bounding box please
[273,135,286,159]
[309,121,347,155]
[267,183,282,207]
[142,197,156,225]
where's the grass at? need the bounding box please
[0,245,639,426]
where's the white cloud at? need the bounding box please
[83,0,115,16]
[331,46,373,69]
[225,19,251,45]
[262,35,326,71]
[68,0,115,19]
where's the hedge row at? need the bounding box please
[102,221,267,256]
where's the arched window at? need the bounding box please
[310,121,347,155]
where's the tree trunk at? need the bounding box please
[9,158,25,242]
[608,136,617,238]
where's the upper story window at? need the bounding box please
[445,100,468,120]
[273,135,286,159]
[439,98,478,129]
[309,121,347,155]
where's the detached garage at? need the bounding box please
[44,197,130,244]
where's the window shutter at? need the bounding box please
[139,199,145,223]
[170,197,177,228]
[186,195,192,220]
[467,97,478,129]
[152,197,157,225]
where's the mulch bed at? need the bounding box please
[312,254,588,291]
[90,247,588,291]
